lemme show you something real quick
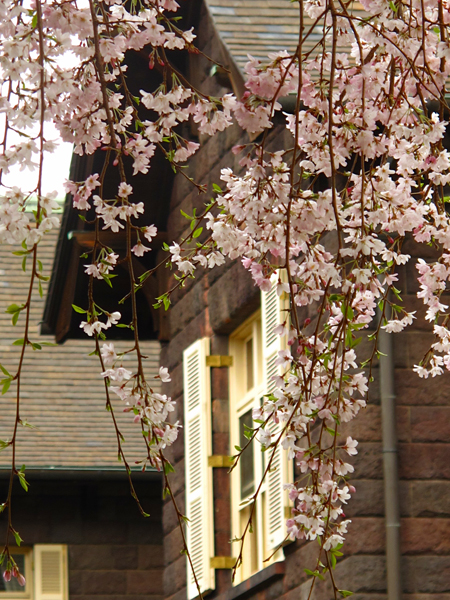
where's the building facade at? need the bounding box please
[156,4,450,599]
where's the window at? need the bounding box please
[0,548,31,599]
[0,545,68,600]
[229,313,267,582]
[182,275,292,595]
[229,276,292,584]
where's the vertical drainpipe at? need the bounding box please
[378,308,403,599]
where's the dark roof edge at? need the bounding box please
[0,467,161,481]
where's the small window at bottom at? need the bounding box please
[0,549,31,598]
[0,554,25,593]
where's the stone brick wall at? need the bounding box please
[0,474,164,600]
[158,3,450,600]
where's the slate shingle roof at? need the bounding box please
[205,0,367,72]
[0,223,161,470]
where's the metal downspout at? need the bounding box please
[378,316,403,599]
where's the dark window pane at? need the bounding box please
[260,396,265,473]
[240,410,254,499]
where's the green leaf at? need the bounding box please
[13,530,23,546]
[39,342,58,347]
[21,257,27,272]
[180,209,191,220]
[212,183,222,193]
[72,304,87,314]
[349,336,362,349]
[102,274,113,288]
[12,311,20,326]
[6,304,22,314]
[0,503,6,514]
[330,553,337,569]
[138,271,150,283]
[38,280,43,298]
[0,365,11,378]
[339,591,353,598]
[12,339,25,346]
[31,343,42,351]
[2,379,11,395]
[341,304,354,320]
[163,461,175,474]
[304,568,321,577]
[192,227,203,238]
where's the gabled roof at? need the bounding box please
[205,0,367,72]
[206,0,301,71]
[0,224,161,470]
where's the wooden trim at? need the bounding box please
[206,355,233,367]
[210,557,236,570]
[208,455,233,468]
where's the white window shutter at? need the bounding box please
[34,544,68,600]
[261,274,290,552]
[183,338,215,599]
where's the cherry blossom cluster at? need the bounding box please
[100,343,179,467]
[0,188,60,246]
[80,310,121,336]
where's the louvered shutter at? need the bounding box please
[183,338,215,599]
[34,545,68,600]
[261,275,290,552]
